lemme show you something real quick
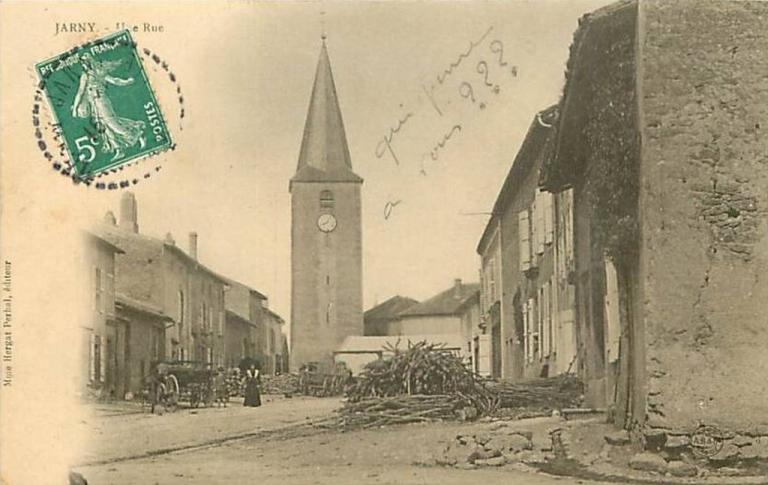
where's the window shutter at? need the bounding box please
[99,335,106,383]
[536,192,545,254]
[544,192,554,244]
[565,189,574,268]
[518,211,530,271]
[89,333,96,382]
[522,300,529,362]
[527,298,535,363]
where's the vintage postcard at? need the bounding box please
[1,1,767,484]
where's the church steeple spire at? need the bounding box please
[292,41,362,184]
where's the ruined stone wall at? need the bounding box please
[640,0,768,439]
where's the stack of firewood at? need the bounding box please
[488,374,583,410]
[346,341,496,406]
[313,341,499,430]
[261,373,300,395]
[315,394,478,429]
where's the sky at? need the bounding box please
[8,0,614,329]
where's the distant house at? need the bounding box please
[363,295,418,336]
[224,279,267,369]
[263,307,286,375]
[396,279,479,338]
[100,193,229,371]
[334,334,464,375]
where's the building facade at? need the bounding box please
[540,0,768,453]
[82,233,122,397]
[290,40,364,370]
[224,280,266,369]
[101,193,228,370]
[115,294,169,397]
[363,296,418,336]
[477,106,577,382]
[263,308,285,375]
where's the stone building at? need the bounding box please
[540,0,768,453]
[263,307,286,375]
[477,106,577,382]
[224,279,267,369]
[115,294,170,397]
[81,232,122,396]
[363,296,418,336]
[101,193,228,369]
[290,39,364,370]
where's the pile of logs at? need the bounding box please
[316,394,478,429]
[346,341,495,407]
[488,374,583,410]
[261,373,300,395]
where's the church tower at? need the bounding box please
[290,40,363,370]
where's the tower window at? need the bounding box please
[320,190,335,209]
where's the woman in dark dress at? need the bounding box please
[243,364,262,407]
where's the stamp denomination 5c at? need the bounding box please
[35,30,172,180]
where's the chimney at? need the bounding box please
[164,232,175,245]
[119,192,139,233]
[103,211,116,226]
[189,232,198,260]
[453,278,463,298]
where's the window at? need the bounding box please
[320,190,335,209]
[518,211,531,271]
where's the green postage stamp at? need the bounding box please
[35,30,172,180]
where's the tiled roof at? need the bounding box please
[398,282,480,317]
[364,295,419,323]
[477,105,558,254]
[116,293,171,320]
[99,224,229,283]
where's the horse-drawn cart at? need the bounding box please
[144,361,216,412]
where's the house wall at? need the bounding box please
[120,308,164,396]
[187,268,226,367]
[83,238,118,393]
[396,315,461,336]
[479,226,503,378]
[160,250,191,362]
[639,0,768,434]
[225,316,252,368]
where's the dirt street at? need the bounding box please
[74,396,612,485]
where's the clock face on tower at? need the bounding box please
[317,213,337,232]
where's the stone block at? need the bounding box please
[666,460,698,477]
[629,452,668,473]
[708,443,739,465]
[485,433,532,454]
[475,456,506,467]
[664,435,690,450]
[604,429,631,446]
[467,446,501,464]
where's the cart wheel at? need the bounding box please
[165,374,180,412]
